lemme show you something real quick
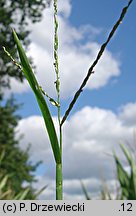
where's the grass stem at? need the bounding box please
[56,163,63,200]
[53,0,63,199]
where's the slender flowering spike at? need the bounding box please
[54,0,63,200]
[39,86,60,107]
[49,98,60,107]
[53,0,60,95]
[60,0,134,126]
[3,46,22,70]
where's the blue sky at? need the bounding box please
[8,0,136,199]
[14,0,136,118]
[67,0,136,113]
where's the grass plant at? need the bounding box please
[3,0,133,199]
[114,144,136,200]
[81,144,136,200]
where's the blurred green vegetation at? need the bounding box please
[0,0,51,199]
[81,144,136,200]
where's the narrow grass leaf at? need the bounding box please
[80,181,91,200]
[128,157,136,199]
[120,144,136,199]
[14,188,30,200]
[120,144,133,166]
[113,152,129,199]
[33,185,48,199]
[100,181,112,200]
[12,29,61,164]
[0,176,8,190]
[0,150,5,164]
[0,190,12,200]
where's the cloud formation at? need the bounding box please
[9,0,120,98]
[119,102,136,127]
[17,103,136,199]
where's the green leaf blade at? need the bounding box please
[12,29,61,164]
[113,152,129,199]
[36,94,61,163]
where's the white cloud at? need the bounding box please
[16,103,135,199]
[119,102,136,127]
[17,115,60,163]
[58,0,72,18]
[9,0,120,98]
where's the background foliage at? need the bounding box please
[0,0,51,199]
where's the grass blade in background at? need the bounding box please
[0,176,8,191]
[113,151,129,199]
[14,188,30,200]
[80,181,91,200]
[114,144,136,199]
[33,185,48,199]
[120,144,136,198]
[121,144,136,199]
[120,144,133,166]
[12,30,61,164]
[100,180,112,200]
